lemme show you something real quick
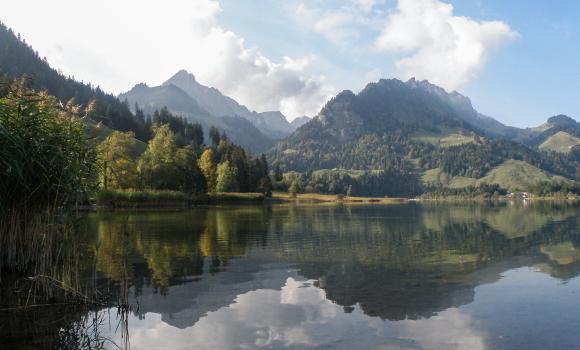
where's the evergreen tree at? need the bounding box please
[175,145,207,194]
[209,126,221,147]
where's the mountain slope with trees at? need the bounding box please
[119,70,299,152]
[270,79,580,197]
[119,80,275,152]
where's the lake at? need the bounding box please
[2,202,580,349]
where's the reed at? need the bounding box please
[0,84,99,304]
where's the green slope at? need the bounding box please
[477,160,572,191]
[424,160,576,192]
[422,168,476,188]
[412,130,476,148]
[539,131,580,154]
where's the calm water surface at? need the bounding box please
[2,202,580,349]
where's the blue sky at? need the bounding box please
[2,0,579,126]
[217,0,580,127]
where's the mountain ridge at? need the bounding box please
[162,70,295,139]
[270,78,580,196]
[119,82,275,152]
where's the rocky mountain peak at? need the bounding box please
[167,69,197,84]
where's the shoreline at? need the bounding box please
[88,191,409,211]
[87,190,580,211]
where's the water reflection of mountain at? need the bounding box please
[133,257,290,329]
[87,202,580,327]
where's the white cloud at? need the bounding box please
[374,0,518,90]
[296,4,359,44]
[354,0,377,12]
[189,21,335,119]
[1,0,334,120]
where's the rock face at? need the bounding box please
[162,70,294,139]
[404,78,519,138]
[256,111,295,139]
[290,116,311,129]
[163,70,259,123]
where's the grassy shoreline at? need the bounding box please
[271,192,408,204]
[91,189,409,209]
[91,189,579,210]
[94,189,267,209]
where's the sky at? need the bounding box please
[1,0,579,126]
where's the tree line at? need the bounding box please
[1,82,272,215]
[98,108,272,196]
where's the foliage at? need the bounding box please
[198,148,217,192]
[97,131,139,190]
[175,145,207,194]
[271,123,580,197]
[538,131,580,154]
[151,106,203,149]
[0,84,97,210]
[138,124,180,190]
[529,181,580,197]
[215,160,239,192]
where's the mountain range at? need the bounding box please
[269,78,580,196]
[1,21,579,196]
[119,70,306,152]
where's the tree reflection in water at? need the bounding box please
[2,201,580,348]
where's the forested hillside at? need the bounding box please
[119,82,275,152]
[270,79,580,197]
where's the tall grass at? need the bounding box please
[0,83,98,302]
[0,83,97,211]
